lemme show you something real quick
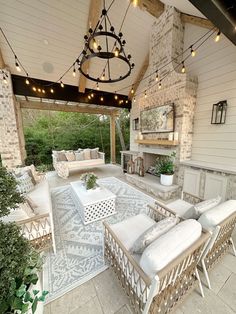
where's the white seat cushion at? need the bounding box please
[167,199,193,217]
[198,200,236,231]
[110,214,156,251]
[27,179,51,215]
[140,219,202,278]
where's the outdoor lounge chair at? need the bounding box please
[103,205,209,314]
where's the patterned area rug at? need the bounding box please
[43,177,155,303]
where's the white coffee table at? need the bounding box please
[70,181,116,225]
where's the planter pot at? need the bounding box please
[160,174,174,186]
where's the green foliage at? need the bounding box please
[80,172,98,190]
[0,222,48,313]
[0,166,24,218]
[23,110,130,167]
[155,152,176,175]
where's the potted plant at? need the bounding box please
[155,152,176,186]
[0,166,48,313]
[80,172,98,190]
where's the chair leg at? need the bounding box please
[201,259,211,290]
[195,268,204,298]
[230,237,236,256]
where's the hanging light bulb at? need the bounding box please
[190,45,196,57]
[133,97,136,103]
[60,81,64,88]
[144,91,147,98]
[131,86,134,94]
[93,38,98,49]
[73,66,76,77]
[101,72,105,80]
[114,47,119,57]
[3,74,8,84]
[32,87,36,91]
[215,30,221,42]
[155,71,159,82]
[42,89,45,94]
[133,0,138,7]
[158,81,162,89]
[38,88,41,92]
[100,96,104,101]
[15,56,21,72]
[88,95,91,100]
[114,92,118,100]
[50,88,54,93]
[91,93,94,98]
[96,82,100,90]
[25,78,30,85]
[181,61,186,73]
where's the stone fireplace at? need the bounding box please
[130,6,198,184]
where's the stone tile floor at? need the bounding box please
[44,164,236,314]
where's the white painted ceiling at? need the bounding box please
[0,0,203,95]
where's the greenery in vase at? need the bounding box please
[0,166,48,313]
[155,152,176,175]
[80,172,98,190]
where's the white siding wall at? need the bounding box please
[184,24,236,166]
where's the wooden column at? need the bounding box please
[110,114,116,164]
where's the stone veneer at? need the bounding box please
[130,6,198,184]
[0,70,24,168]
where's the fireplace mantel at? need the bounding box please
[135,139,179,146]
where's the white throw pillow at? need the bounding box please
[198,200,236,231]
[131,217,178,254]
[17,172,34,194]
[139,219,202,278]
[183,196,222,219]
[65,151,76,161]
[83,149,91,160]
[91,148,99,159]
[75,151,84,161]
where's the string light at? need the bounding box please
[60,81,64,88]
[32,87,36,91]
[144,91,147,98]
[42,89,45,94]
[215,30,221,42]
[100,96,104,101]
[132,0,138,7]
[38,88,41,92]
[50,88,54,93]
[155,70,159,81]
[114,92,118,100]
[131,86,134,94]
[73,65,76,77]
[93,38,98,50]
[133,97,136,103]
[158,81,162,89]
[3,74,7,84]
[96,82,100,90]
[25,78,30,85]
[15,56,21,72]
[91,93,94,98]
[190,45,196,57]
[114,47,119,57]
[125,100,128,104]
[88,95,91,100]
[101,72,105,80]
[181,61,186,73]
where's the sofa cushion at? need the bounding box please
[57,151,67,161]
[139,219,202,278]
[167,199,193,218]
[75,151,84,161]
[131,216,178,254]
[91,148,99,159]
[17,172,34,194]
[65,151,76,161]
[83,149,91,160]
[27,179,51,215]
[198,200,236,231]
[110,214,156,251]
[194,196,221,217]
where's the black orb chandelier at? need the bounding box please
[78,3,135,83]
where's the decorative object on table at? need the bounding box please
[127,159,135,174]
[135,157,145,177]
[133,118,139,130]
[211,100,227,124]
[80,172,98,190]
[77,1,134,84]
[140,104,174,133]
[155,152,176,186]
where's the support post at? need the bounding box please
[110,114,116,164]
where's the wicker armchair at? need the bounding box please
[103,205,209,314]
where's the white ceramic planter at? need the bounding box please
[160,174,174,186]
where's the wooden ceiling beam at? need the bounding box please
[79,0,102,93]
[128,53,149,99]
[19,100,119,116]
[132,0,164,18]
[181,13,214,29]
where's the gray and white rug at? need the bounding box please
[43,177,155,303]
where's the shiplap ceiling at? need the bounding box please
[0,0,203,95]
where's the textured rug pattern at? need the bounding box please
[43,177,155,303]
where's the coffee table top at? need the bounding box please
[70,180,116,206]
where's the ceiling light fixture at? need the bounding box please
[78,4,134,83]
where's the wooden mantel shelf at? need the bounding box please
[135,139,179,146]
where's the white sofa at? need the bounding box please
[52,148,105,179]
[3,165,56,253]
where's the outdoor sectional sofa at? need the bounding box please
[52,148,105,179]
[104,205,209,314]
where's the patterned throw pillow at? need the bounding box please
[183,196,222,219]
[57,151,67,161]
[65,151,76,161]
[75,151,84,161]
[83,149,91,160]
[91,148,99,159]
[130,216,179,254]
[17,172,34,194]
